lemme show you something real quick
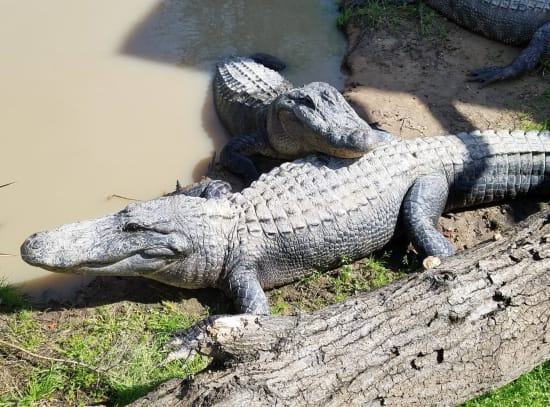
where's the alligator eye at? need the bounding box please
[123,222,146,232]
[296,96,315,110]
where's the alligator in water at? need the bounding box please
[214,56,392,183]
[21,129,550,315]
[345,0,550,84]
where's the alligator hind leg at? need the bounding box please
[467,22,550,85]
[402,174,454,257]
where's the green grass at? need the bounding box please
[15,368,64,407]
[7,310,43,350]
[460,360,550,407]
[0,280,28,310]
[0,301,209,406]
[336,5,355,28]
[337,0,406,30]
[516,112,549,132]
[287,254,407,310]
[337,0,446,38]
[504,86,550,129]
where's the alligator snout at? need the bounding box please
[21,232,38,252]
[20,233,45,265]
[21,231,81,271]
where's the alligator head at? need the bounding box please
[20,195,236,289]
[266,81,378,158]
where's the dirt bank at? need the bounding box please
[341,3,548,136]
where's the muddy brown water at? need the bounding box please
[0,0,346,299]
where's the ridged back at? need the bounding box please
[213,57,293,137]
[229,130,549,283]
[226,131,550,288]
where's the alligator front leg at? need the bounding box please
[223,269,270,314]
[468,22,550,85]
[164,270,269,362]
[220,134,276,186]
[402,174,454,257]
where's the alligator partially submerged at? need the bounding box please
[346,0,550,84]
[214,57,392,183]
[21,130,550,315]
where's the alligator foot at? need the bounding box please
[169,179,232,199]
[164,316,221,362]
[467,66,511,86]
[467,22,550,86]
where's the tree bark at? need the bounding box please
[131,208,550,407]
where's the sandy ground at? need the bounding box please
[342,9,548,137]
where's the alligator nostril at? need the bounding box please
[21,234,41,256]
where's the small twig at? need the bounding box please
[107,194,141,202]
[0,338,106,375]
[0,253,15,257]
[0,182,14,189]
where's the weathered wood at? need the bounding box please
[131,208,550,407]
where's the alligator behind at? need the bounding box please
[213,56,392,183]
[21,130,550,314]
[346,0,550,84]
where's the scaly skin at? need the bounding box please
[214,57,391,183]
[347,0,550,84]
[21,130,550,315]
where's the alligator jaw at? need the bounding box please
[67,250,178,276]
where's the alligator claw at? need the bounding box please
[163,338,196,363]
[168,179,232,199]
[466,66,507,86]
[163,316,218,363]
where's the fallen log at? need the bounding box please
[131,207,550,407]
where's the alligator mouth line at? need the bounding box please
[76,247,180,273]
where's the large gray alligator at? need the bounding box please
[214,56,392,183]
[346,0,550,84]
[21,130,550,315]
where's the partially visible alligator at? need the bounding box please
[214,56,392,183]
[21,130,550,316]
[248,52,287,71]
[346,0,550,84]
